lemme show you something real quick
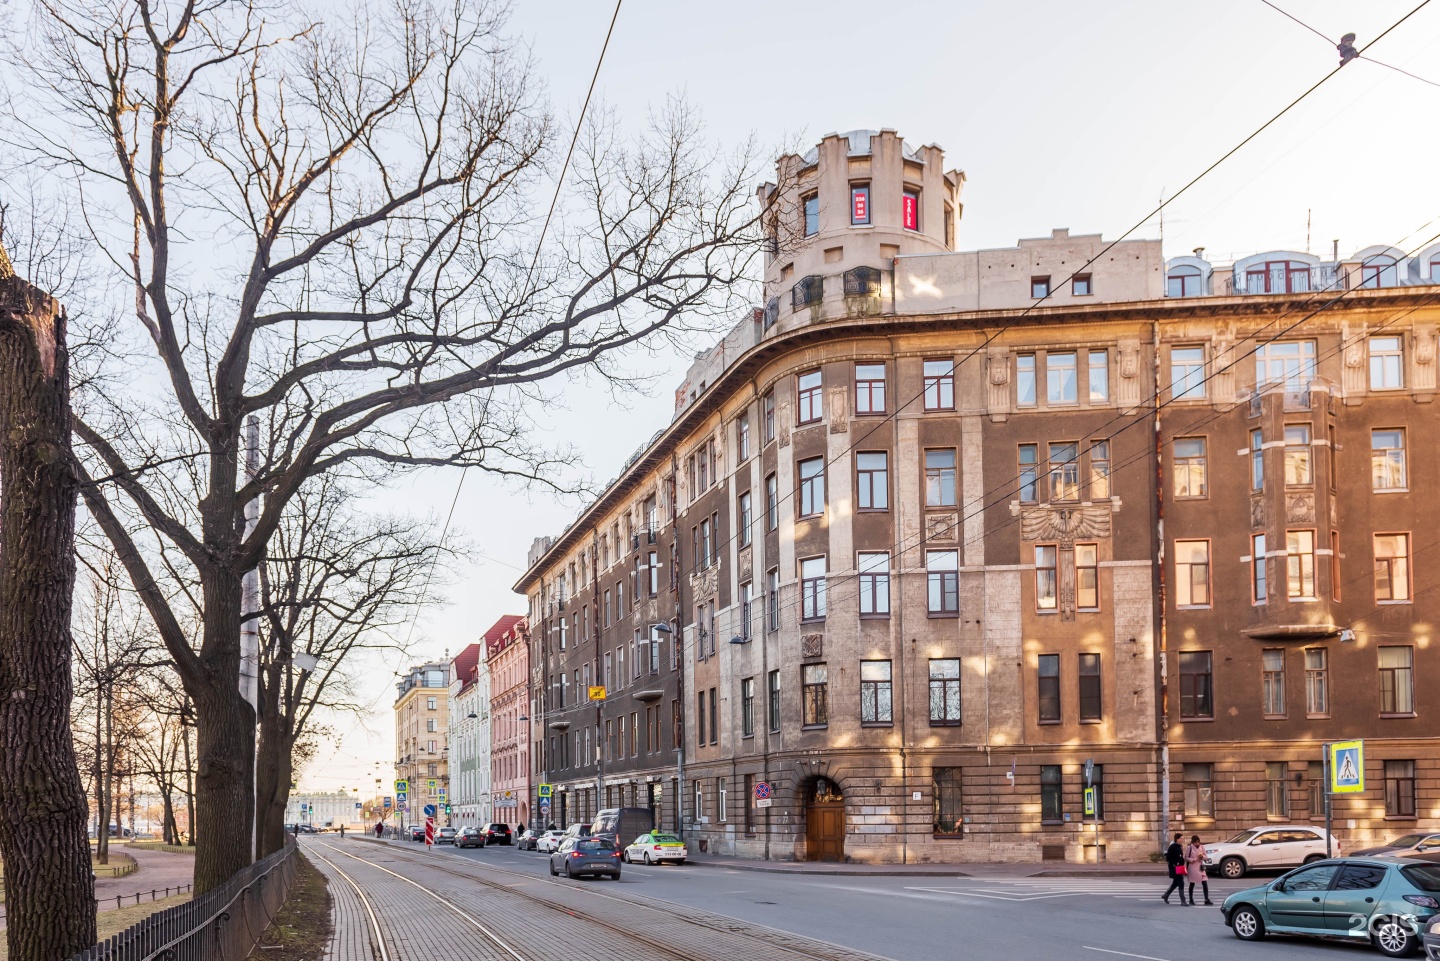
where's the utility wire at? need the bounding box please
[1259,0,1440,88]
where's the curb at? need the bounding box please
[688,858,1164,879]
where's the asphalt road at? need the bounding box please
[378,838,1381,961]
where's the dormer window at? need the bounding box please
[1167,266,1203,298]
[1246,260,1311,294]
[1360,257,1399,289]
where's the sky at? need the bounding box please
[298,0,1440,794]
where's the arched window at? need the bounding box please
[1245,260,1311,294]
[1429,255,1440,282]
[1167,266,1203,298]
[1360,256,1398,289]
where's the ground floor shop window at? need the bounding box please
[933,767,963,837]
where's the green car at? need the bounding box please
[1222,857,1440,957]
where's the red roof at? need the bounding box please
[484,614,527,660]
[450,643,483,691]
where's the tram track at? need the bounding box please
[314,839,895,961]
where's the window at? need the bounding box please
[1040,765,1062,822]
[1034,545,1058,611]
[1046,351,1077,405]
[926,550,959,615]
[1370,336,1404,389]
[1174,540,1210,607]
[1305,649,1329,717]
[1089,440,1110,499]
[1088,350,1108,402]
[798,457,825,517]
[1179,651,1213,719]
[737,415,751,461]
[647,551,659,595]
[737,492,752,547]
[1016,354,1036,406]
[1048,442,1079,501]
[698,520,712,569]
[925,449,957,507]
[1183,763,1213,817]
[1286,531,1316,599]
[800,556,827,621]
[802,664,828,727]
[740,581,754,639]
[858,552,891,616]
[696,691,706,746]
[1167,265,1203,298]
[1038,654,1060,723]
[1385,760,1417,817]
[1171,346,1206,399]
[860,661,893,725]
[1379,646,1414,715]
[797,370,823,424]
[855,363,886,413]
[1252,533,1268,603]
[427,717,437,732]
[923,359,954,410]
[1266,762,1289,818]
[763,390,776,442]
[1246,260,1311,294]
[1075,544,1099,610]
[803,193,818,236]
[1078,653,1102,721]
[741,678,755,738]
[1375,534,1411,602]
[1250,429,1264,491]
[709,687,718,744]
[1262,649,1286,717]
[850,184,870,225]
[902,189,919,231]
[1073,274,1092,296]
[933,768,963,836]
[1307,760,1325,816]
[1172,438,1207,498]
[1255,340,1316,390]
[1360,257,1399,289]
[929,659,961,725]
[766,568,779,633]
[765,473,778,531]
[718,777,727,822]
[1018,444,1039,502]
[1372,429,1406,490]
[427,696,437,711]
[768,669,780,733]
[744,774,756,832]
[1283,425,1311,485]
[1031,276,1051,299]
[856,452,889,510]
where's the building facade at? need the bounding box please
[487,616,532,827]
[284,792,358,829]
[515,129,1440,863]
[393,660,450,825]
[448,642,490,829]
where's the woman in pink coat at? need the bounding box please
[1185,834,1213,905]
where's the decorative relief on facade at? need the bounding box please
[1250,496,1265,529]
[1018,504,1113,548]
[689,565,719,598]
[1286,492,1315,524]
[1415,326,1437,391]
[1211,336,1236,404]
[986,350,1010,418]
[800,634,824,659]
[1116,340,1142,410]
[828,387,849,433]
[1342,323,1367,398]
[779,402,792,447]
[738,546,753,581]
[926,511,959,543]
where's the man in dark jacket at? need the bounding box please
[1163,833,1189,905]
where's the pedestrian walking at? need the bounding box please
[1185,835,1212,905]
[375,821,384,839]
[1162,833,1189,905]
[339,824,346,839]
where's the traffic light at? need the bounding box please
[444,803,451,815]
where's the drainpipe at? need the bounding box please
[1152,320,1171,852]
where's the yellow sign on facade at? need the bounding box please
[1330,740,1364,794]
[588,686,607,701]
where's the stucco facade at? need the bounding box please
[487,616,532,828]
[448,643,491,829]
[393,660,449,826]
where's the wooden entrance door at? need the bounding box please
[805,802,845,861]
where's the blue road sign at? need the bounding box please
[383,797,392,808]
[423,803,437,817]
[396,791,407,802]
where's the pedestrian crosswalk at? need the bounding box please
[903,878,1225,902]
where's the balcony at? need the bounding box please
[1222,265,1347,296]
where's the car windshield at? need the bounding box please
[1226,831,1259,844]
[490,824,507,830]
[577,839,615,851]
[1388,834,1427,847]
[1401,864,1440,892]
[652,834,681,843]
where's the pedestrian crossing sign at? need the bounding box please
[1330,740,1364,794]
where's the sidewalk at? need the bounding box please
[688,853,1165,878]
[94,845,195,911]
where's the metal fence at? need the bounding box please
[67,838,298,961]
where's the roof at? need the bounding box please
[482,614,524,643]
[801,129,925,166]
[450,643,483,693]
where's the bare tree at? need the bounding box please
[0,239,95,957]
[255,475,445,856]
[7,0,773,891]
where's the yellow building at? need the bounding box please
[393,660,450,824]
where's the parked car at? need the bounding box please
[1222,857,1440,957]
[623,832,687,865]
[1421,913,1440,958]
[484,823,513,845]
[550,836,622,880]
[534,829,567,854]
[515,829,537,850]
[408,824,426,842]
[561,822,592,842]
[590,807,655,853]
[1353,833,1440,857]
[1206,826,1339,879]
[436,826,457,845]
[456,826,485,849]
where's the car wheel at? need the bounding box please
[1231,906,1265,942]
[1372,918,1417,958]
[1302,854,1325,864]
[549,860,557,876]
[644,852,652,865]
[1219,856,1246,880]
[564,862,573,879]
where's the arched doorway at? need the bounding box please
[805,777,845,862]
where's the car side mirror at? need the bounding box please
[1272,881,1287,893]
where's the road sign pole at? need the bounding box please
[1323,742,1332,858]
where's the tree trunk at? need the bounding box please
[254,713,293,859]
[0,269,97,960]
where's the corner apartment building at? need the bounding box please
[393,660,450,824]
[515,128,1440,863]
[487,616,532,827]
[449,642,490,829]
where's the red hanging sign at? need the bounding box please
[852,189,868,223]
[902,193,918,231]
